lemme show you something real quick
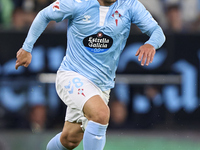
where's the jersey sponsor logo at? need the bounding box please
[112,10,121,26]
[52,1,60,11]
[83,32,113,53]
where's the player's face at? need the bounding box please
[98,0,117,6]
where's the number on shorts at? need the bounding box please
[72,77,83,88]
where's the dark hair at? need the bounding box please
[166,4,180,13]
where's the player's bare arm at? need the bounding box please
[15,48,32,70]
[135,44,156,66]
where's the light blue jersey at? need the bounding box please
[22,0,165,91]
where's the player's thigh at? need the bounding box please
[61,121,83,146]
[83,95,110,125]
[56,71,102,111]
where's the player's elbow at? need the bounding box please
[154,26,166,49]
[160,30,166,45]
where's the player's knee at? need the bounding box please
[90,106,110,125]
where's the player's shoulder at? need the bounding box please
[59,0,91,6]
[58,0,92,15]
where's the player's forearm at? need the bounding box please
[22,10,50,53]
[144,25,166,50]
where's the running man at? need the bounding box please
[15,0,165,149]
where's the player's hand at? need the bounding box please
[15,48,32,70]
[135,44,156,66]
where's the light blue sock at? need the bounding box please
[46,132,68,150]
[83,121,108,150]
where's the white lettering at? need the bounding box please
[88,37,109,48]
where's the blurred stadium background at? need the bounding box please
[1,130,200,150]
[1,0,200,149]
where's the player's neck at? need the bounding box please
[97,0,116,6]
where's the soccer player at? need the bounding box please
[15,0,165,149]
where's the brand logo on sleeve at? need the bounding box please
[52,1,60,11]
[83,32,113,53]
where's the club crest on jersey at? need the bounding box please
[52,1,60,11]
[112,10,121,26]
[78,89,85,97]
[83,32,113,53]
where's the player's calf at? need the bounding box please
[60,133,82,150]
[60,121,83,149]
[46,132,68,150]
